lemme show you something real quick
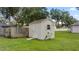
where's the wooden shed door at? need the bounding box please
[26,28,29,37]
[22,28,29,37]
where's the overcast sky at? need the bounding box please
[47,7,79,20]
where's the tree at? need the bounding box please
[50,8,77,28]
[50,8,63,27]
[16,7,49,26]
[0,7,49,25]
[50,8,62,21]
[61,11,77,26]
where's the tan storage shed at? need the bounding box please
[29,18,55,40]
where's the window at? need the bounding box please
[47,25,50,30]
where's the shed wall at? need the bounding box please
[40,19,55,39]
[10,27,24,37]
[29,19,55,40]
[29,22,41,39]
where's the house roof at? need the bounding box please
[2,23,17,27]
[71,22,79,26]
[30,18,55,24]
[0,22,16,28]
[0,23,6,27]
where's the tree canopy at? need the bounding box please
[50,8,77,27]
[16,7,49,25]
[0,7,49,26]
[0,7,77,27]
[0,7,19,18]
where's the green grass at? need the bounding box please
[0,31,79,51]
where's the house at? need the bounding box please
[0,23,6,36]
[29,17,55,40]
[0,23,29,37]
[0,15,29,37]
[70,22,79,33]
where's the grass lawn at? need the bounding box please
[0,31,79,51]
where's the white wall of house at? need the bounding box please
[29,19,55,40]
[0,27,4,36]
[4,26,26,37]
[71,26,79,33]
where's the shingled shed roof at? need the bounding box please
[30,18,54,24]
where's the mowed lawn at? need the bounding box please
[0,31,79,51]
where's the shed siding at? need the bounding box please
[10,27,24,37]
[29,22,41,39]
[29,19,55,40]
[40,19,55,39]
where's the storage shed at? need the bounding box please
[70,22,79,33]
[29,18,55,40]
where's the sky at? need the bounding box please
[47,7,79,20]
